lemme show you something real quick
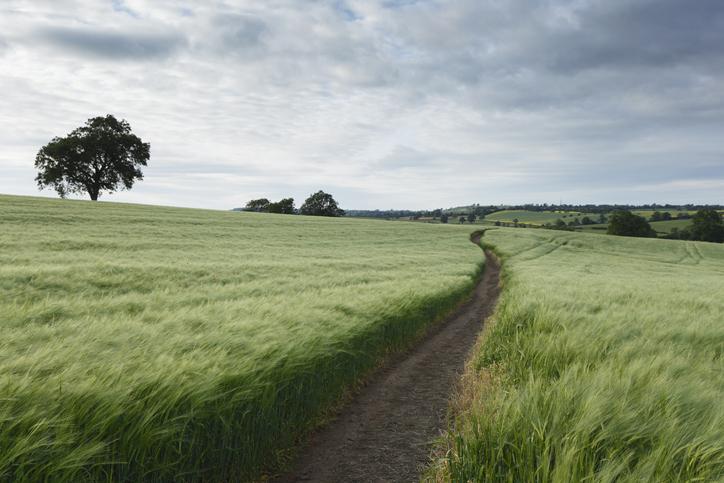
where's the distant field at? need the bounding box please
[631,210,698,218]
[483,210,585,226]
[578,218,693,236]
[435,229,724,481]
[0,195,481,481]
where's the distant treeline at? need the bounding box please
[347,205,499,219]
[346,203,724,219]
[502,203,724,213]
[233,190,345,217]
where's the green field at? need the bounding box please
[631,210,699,218]
[578,218,694,236]
[434,229,724,481]
[0,195,481,481]
[484,210,585,226]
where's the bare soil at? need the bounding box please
[274,237,500,482]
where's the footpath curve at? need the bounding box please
[275,233,501,482]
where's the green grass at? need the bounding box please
[647,219,693,235]
[631,210,699,218]
[434,229,724,482]
[484,210,586,226]
[0,194,482,482]
[578,219,693,236]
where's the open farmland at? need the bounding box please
[484,210,585,226]
[578,218,695,236]
[434,229,724,481]
[0,194,482,482]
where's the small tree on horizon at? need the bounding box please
[300,191,345,217]
[35,115,149,200]
[245,198,271,212]
[268,198,295,214]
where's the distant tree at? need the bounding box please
[581,216,594,225]
[268,197,295,214]
[245,198,271,212]
[689,209,724,243]
[607,210,657,238]
[650,211,663,222]
[572,217,581,225]
[677,212,691,220]
[459,216,466,224]
[300,191,345,217]
[467,213,477,223]
[661,212,672,221]
[440,214,449,224]
[35,114,149,200]
[513,218,519,227]
[494,221,501,226]
[664,227,690,240]
[598,213,607,224]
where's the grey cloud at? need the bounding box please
[1,0,723,209]
[212,14,267,50]
[35,25,186,59]
[536,0,724,73]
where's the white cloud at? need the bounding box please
[0,0,723,209]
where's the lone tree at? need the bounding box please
[300,191,345,217]
[607,210,656,238]
[35,115,149,200]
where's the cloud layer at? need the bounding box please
[1,0,722,209]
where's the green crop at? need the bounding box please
[0,195,481,482]
[435,229,724,482]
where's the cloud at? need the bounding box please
[210,14,267,50]
[35,25,186,60]
[0,0,722,209]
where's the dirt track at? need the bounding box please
[274,235,501,482]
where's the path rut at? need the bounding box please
[274,235,500,482]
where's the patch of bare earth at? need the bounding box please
[274,237,500,482]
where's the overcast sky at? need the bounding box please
[1,0,722,210]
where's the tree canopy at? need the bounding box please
[300,191,345,217]
[35,115,149,200]
[607,210,656,238]
[690,209,724,243]
[268,198,295,214]
[245,198,271,212]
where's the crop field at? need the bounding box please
[578,218,694,236]
[434,229,724,481]
[0,195,482,482]
[484,210,585,226]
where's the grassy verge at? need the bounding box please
[432,229,724,482]
[0,194,481,482]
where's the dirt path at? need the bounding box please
[274,236,500,482]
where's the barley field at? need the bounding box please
[0,195,481,482]
[434,229,724,482]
